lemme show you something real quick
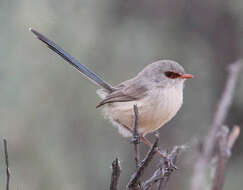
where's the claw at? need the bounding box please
[164,156,178,170]
[131,135,141,145]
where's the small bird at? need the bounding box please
[30,28,193,154]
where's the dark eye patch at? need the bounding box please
[164,71,181,79]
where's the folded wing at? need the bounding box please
[96,82,147,108]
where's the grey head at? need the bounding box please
[137,60,193,88]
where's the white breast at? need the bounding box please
[146,85,183,132]
[102,83,184,137]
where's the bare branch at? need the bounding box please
[157,145,187,190]
[142,145,185,190]
[204,60,243,159]
[132,104,140,169]
[3,139,10,190]
[190,60,243,190]
[211,126,229,190]
[141,145,187,190]
[142,168,163,190]
[126,136,159,190]
[211,126,240,190]
[110,158,121,190]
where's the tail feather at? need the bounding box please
[29,28,114,93]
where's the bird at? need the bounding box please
[29,28,193,156]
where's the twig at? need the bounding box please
[142,168,163,190]
[157,146,186,190]
[204,60,243,159]
[141,145,187,190]
[211,126,240,190]
[142,145,185,190]
[3,139,10,190]
[211,126,229,190]
[126,136,159,190]
[132,104,140,169]
[110,158,121,190]
[190,60,243,190]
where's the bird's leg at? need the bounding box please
[141,135,165,158]
[114,119,165,157]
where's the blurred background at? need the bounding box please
[0,0,242,189]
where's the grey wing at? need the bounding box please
[96,82,147,108]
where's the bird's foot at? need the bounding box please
[130,134,141,145]
[161,152,179,171]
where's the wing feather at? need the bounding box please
[96,82,147,108]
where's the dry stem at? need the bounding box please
[110,158,121,190]
[190,60,243,190]
[3,139,10,190]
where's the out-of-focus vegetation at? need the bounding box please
[0,0,242,189]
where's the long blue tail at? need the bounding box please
[29,28,114,93]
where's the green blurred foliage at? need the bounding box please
[0,0,242,189]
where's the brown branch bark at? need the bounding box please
[190,60,243,190]
[110,158,121,190]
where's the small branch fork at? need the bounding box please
[126,136,159,190]
[126,136,187,190]
[142,145,187,190]
[204,60,243,160]
[190,60,243,190]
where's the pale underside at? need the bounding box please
[97,85,183,137]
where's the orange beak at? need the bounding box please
[180,74,194,79]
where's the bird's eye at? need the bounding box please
[164,71,181,79]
